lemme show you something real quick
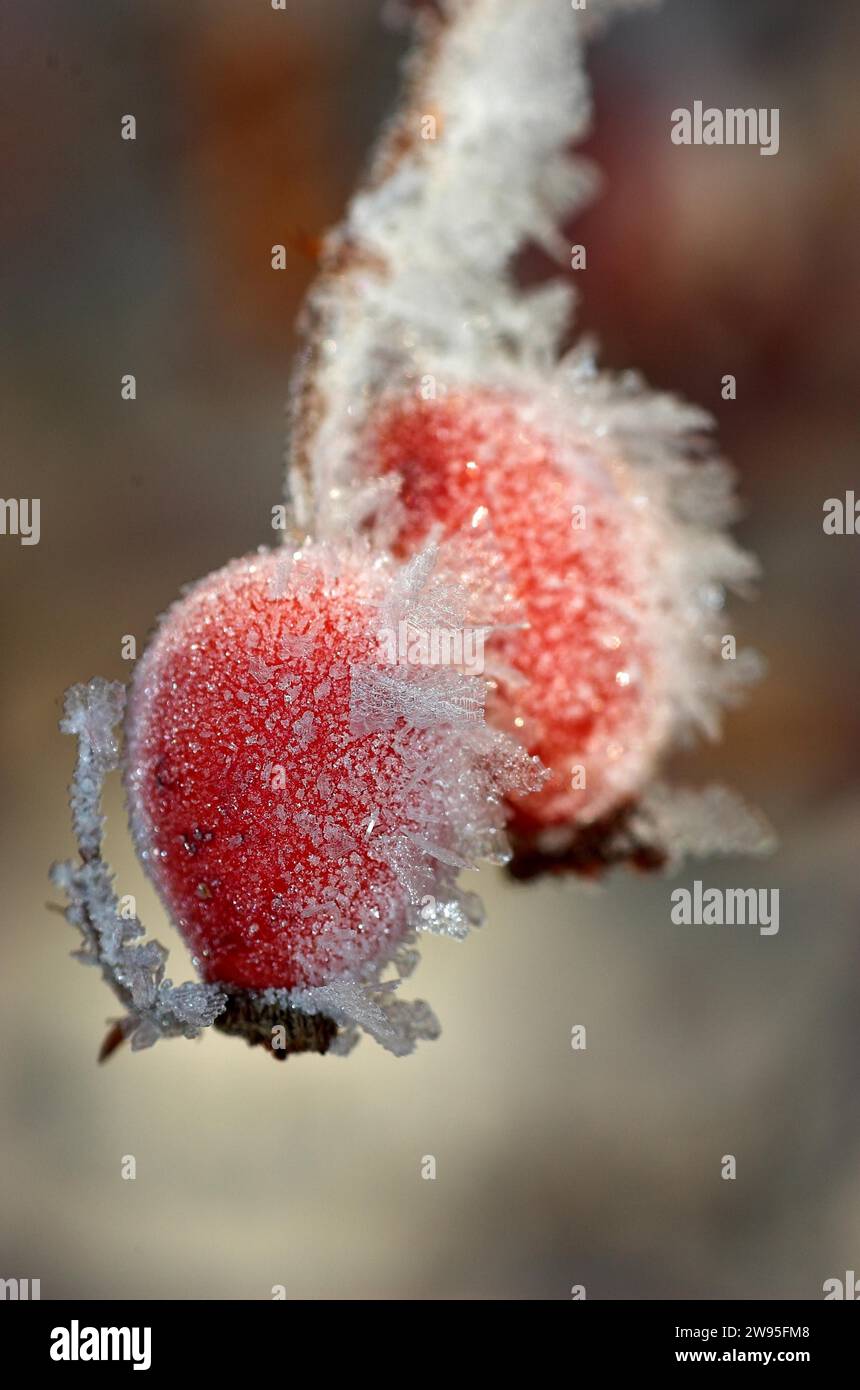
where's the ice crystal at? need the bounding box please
[51,679,227,1051]
[268,980,441,1059]
[349,664,485,731]
[630,784,777,868]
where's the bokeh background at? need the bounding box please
[2,0,859,1299]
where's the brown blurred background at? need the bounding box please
[1,0,859,1299]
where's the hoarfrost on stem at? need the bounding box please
[50,679,227,1051]
[630,783,777,867]
[287,0,656,536]
[265,978,441,1059]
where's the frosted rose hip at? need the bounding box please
[124,546,494,992]
[371,389,676,844]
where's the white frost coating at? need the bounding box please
[522,356,764,754]
[350,664,485,731]
[51,679,227,1050]
[349,535,543,901]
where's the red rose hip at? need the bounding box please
[367,386,749,870]
[124,543,520,999]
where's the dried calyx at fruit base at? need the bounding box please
[52,0,772,1062]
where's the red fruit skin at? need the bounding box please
[124,548,441,992]
[371,390,671,838]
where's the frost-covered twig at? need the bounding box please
[50,679,227,1053]
[630,784,777,867]
[288,0,613,535]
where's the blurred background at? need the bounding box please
[1,0,859,1299]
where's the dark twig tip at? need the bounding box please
[98,1022,128,1063]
